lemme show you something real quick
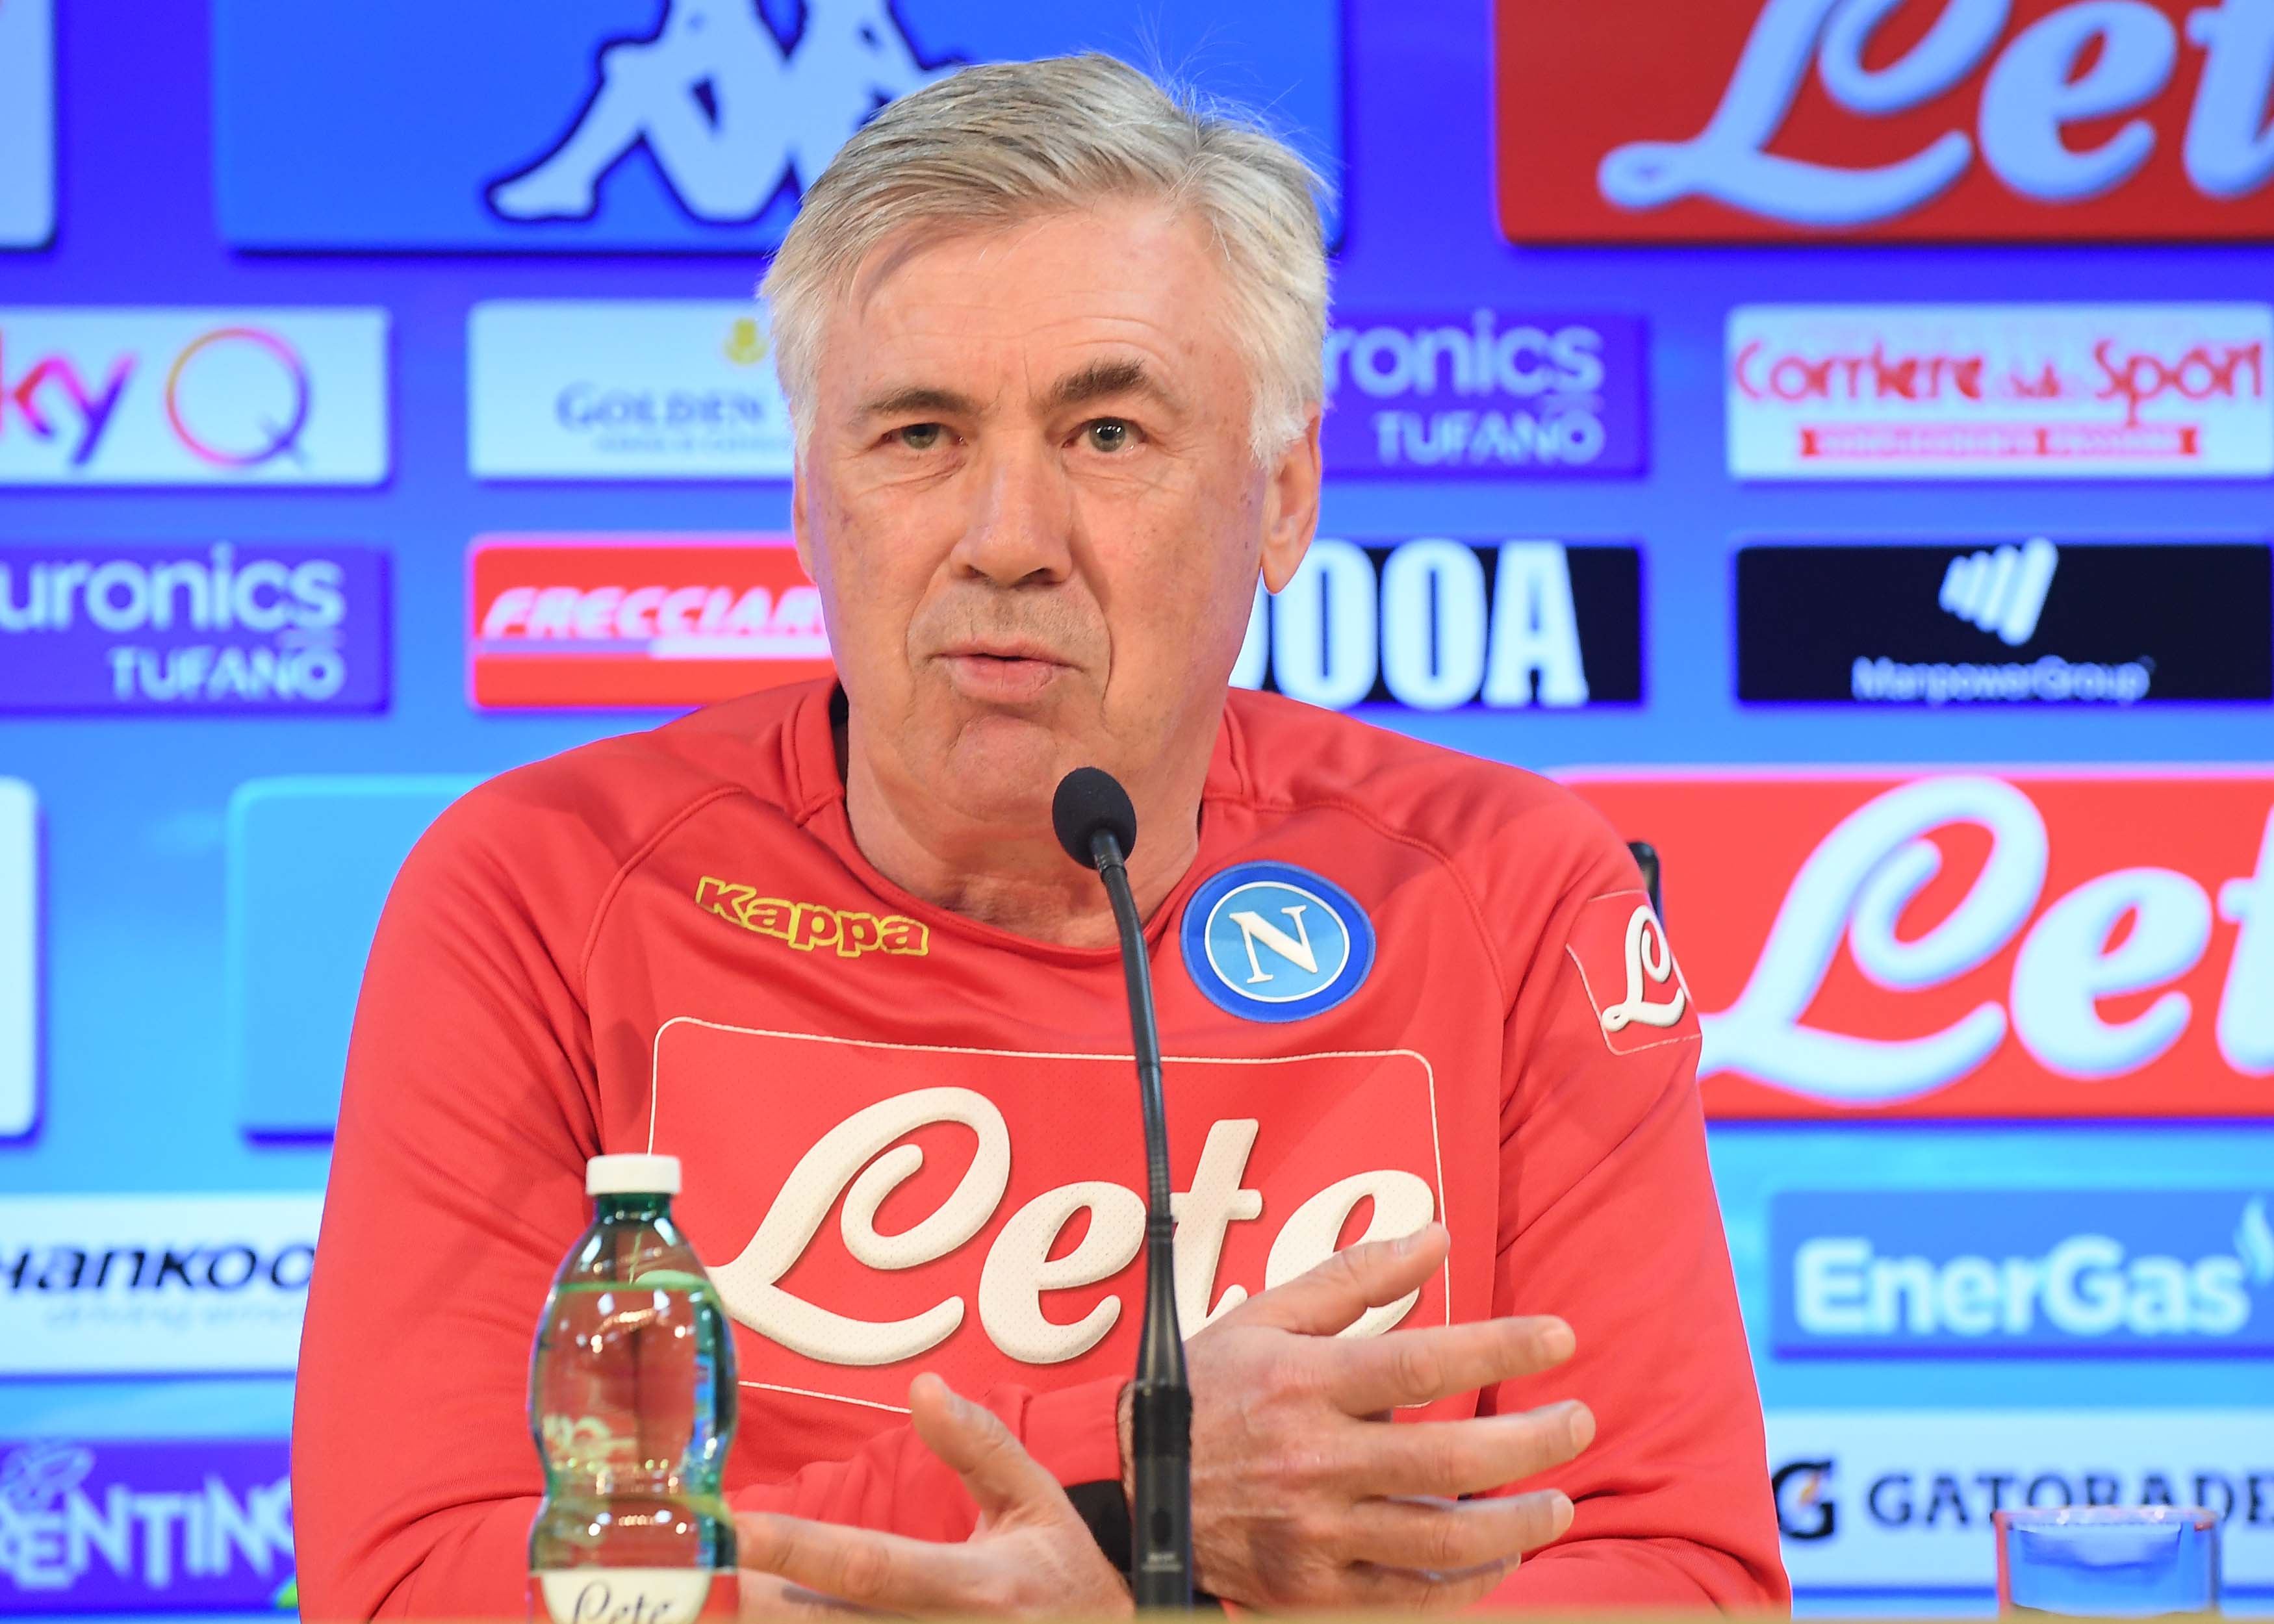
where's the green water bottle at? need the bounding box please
[528,1154,738,1623]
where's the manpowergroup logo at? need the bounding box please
[1772,1191,2274,1355]
[0,1195,322,1375]
[1499,0,2274,242]
[468,301,794,479]
[0,309,389,486]
[0,544,389,713]
[0,1440,293,1608]
[1321,312,1645,475]
[1765,1411,2274,1588]
[1232,540,1642,712]
[1562,770,2274,1118]
[1728,305,2273,479]
[0,0,55,249]
[1735,540,2274,705]
[468,535,831,709]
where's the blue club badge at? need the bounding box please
[1181,862,1375,1023]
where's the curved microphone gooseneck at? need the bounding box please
[1051,767,1194,1611]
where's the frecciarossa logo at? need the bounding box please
[1563,770,2274,1117]
[1498,0,2274,242]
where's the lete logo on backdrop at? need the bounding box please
[1727,304,2273,479]
[1498,0,2274,242]
[0,544,389,712]
[1764,1411,2274,1589]
[1230,539,1643,712]
[467,535,830,709]
[1321,312,1646,475]
[1772,1191,2274,1354]
[1561,770,2274,1117]
[0,1440,293,1608]
[0,309,388,485]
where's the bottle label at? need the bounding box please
[533,1567,734,1623]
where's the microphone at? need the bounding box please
[1051,767,1193,1611]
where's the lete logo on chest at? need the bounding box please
[1181,862,1377,1022]
[1566,888,1698,1055]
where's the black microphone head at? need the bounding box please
[1052,767,1138,866]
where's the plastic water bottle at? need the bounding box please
[529,1154,738,1622]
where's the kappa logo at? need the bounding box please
[695,878,927,959]
[1566,888,1697,1056]
[1942,538,2059,646]
[1181,862,1375,1022]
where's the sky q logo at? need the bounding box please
[0,782,32,1143]
[0,544,389,713]
[0,309,388,486]
[0,0,54,249]
[468,301,795,479]
[0,1194,322,1375]
[1727,305,2274,479]
[1499,0,2274,242]
[1763,1410,2274,1590]
[1231,540,1643,712]
[1562,771,2274,1118]
[1320,312,1646,476]
[0,1440,293,1609]
[214,0,1342,251]
[468,535,830,709]
[1772,1191,2274,1354]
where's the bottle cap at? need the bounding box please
[586,1153,681,1196]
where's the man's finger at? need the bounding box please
[1323,1316,1576,1415]
[735,1510,983,1614]
[905,1371,1066,1523]
[1351,1400,1595,1499]
[1338,1490,1575,1571]
[1336,1556,1513,1612]
[1227,1223,1449,1336]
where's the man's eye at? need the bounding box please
[1084,419,1132,453]
[895,423,943,451]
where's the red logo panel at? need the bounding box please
[1564,772,2274,1117]
[1498,0,2274,242]
[466,533,832,709]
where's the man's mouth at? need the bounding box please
[936,644,1070,704]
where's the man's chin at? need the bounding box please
[934,709,1085,824]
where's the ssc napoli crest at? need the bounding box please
[1181,862,1375,1022]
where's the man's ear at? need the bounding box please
[790,465,815,580]
[1259,410,1323,594]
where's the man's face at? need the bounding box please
[793,198,1319,830]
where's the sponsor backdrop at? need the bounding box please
[3,1,2271,1617]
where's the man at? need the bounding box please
[296,54,1787,1618]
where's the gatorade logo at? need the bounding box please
[695,879,928,960]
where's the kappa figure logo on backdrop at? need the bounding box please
[486,0,953,224]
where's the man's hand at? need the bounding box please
[736,1373,1132,1619]
[1132,1223,1592,1610]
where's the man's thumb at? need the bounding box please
[908,1372,1061,1521]
[1230,1222,1448,1335]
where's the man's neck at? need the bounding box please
[836,718,1207,951]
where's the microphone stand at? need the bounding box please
[1086,824,1195,1611]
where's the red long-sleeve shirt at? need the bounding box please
[293,680,1787,1616]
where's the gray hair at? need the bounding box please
[761,53,1331,462]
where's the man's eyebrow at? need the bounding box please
[1048,357,1182,412]
[855,385,984,420]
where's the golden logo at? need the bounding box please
[696,878,928,959]
[722,316,769,367]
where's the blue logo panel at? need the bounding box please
[1181,861,1374,1023]
[214,0,1344,251]
[1771,1191,2274,1358]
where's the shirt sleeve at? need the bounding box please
[290,794,1125,1621]
[1474,840,1791,1611]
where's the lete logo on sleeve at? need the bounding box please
[1566,889,1697,1054]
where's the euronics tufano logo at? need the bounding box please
[1941,539,2058,646]
[0,1195,322,1375]
[1773,1191,2274,1356]
[695,879,928,959]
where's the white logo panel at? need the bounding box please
[0,780,32,1139]
[0,1193,323,1374]
[469,301,795,479]
[0,0,55,248]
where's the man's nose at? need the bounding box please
[950,440,1075,587]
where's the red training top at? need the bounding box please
[294,680,1788,1617]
